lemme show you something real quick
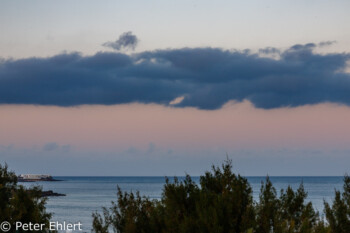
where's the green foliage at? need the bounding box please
[256,179,320,233]
[324,175,350,233]
[0,163,52,233]
[162,175,199,233]
[93,159,255,233]
[92,187,163,233]
[92,160,350,233]
[278,184,318,232]
[197,162,255,233]
[256,177,279,233]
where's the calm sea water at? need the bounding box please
[22,176,344,232]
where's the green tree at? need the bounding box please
[324,175,350,233]
[92,160,337,233]
[93,159,255,233]
[196,161,255,233]
[92,187,163,233]
[256,177,279,233]
[256,179,320,233]
[161,175,199,233]
[277,184,318,232]
[0,163,52,233]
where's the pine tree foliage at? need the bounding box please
[93,160,350,233]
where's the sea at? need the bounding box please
[22,176,344,233]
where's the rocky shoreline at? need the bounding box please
[41,190,66,197]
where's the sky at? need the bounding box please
[1,0,350,176]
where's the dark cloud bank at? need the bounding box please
[0,43,349,109]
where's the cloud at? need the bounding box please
[169,96,185,105]
[318,40,337,47]
[259,47,280,55]
[43,142,71,152]
[147,142,156,153]
[0,43,349,109]
[43,142,59,151]
[102,31,138,51]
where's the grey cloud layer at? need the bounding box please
[0,44,349,109]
